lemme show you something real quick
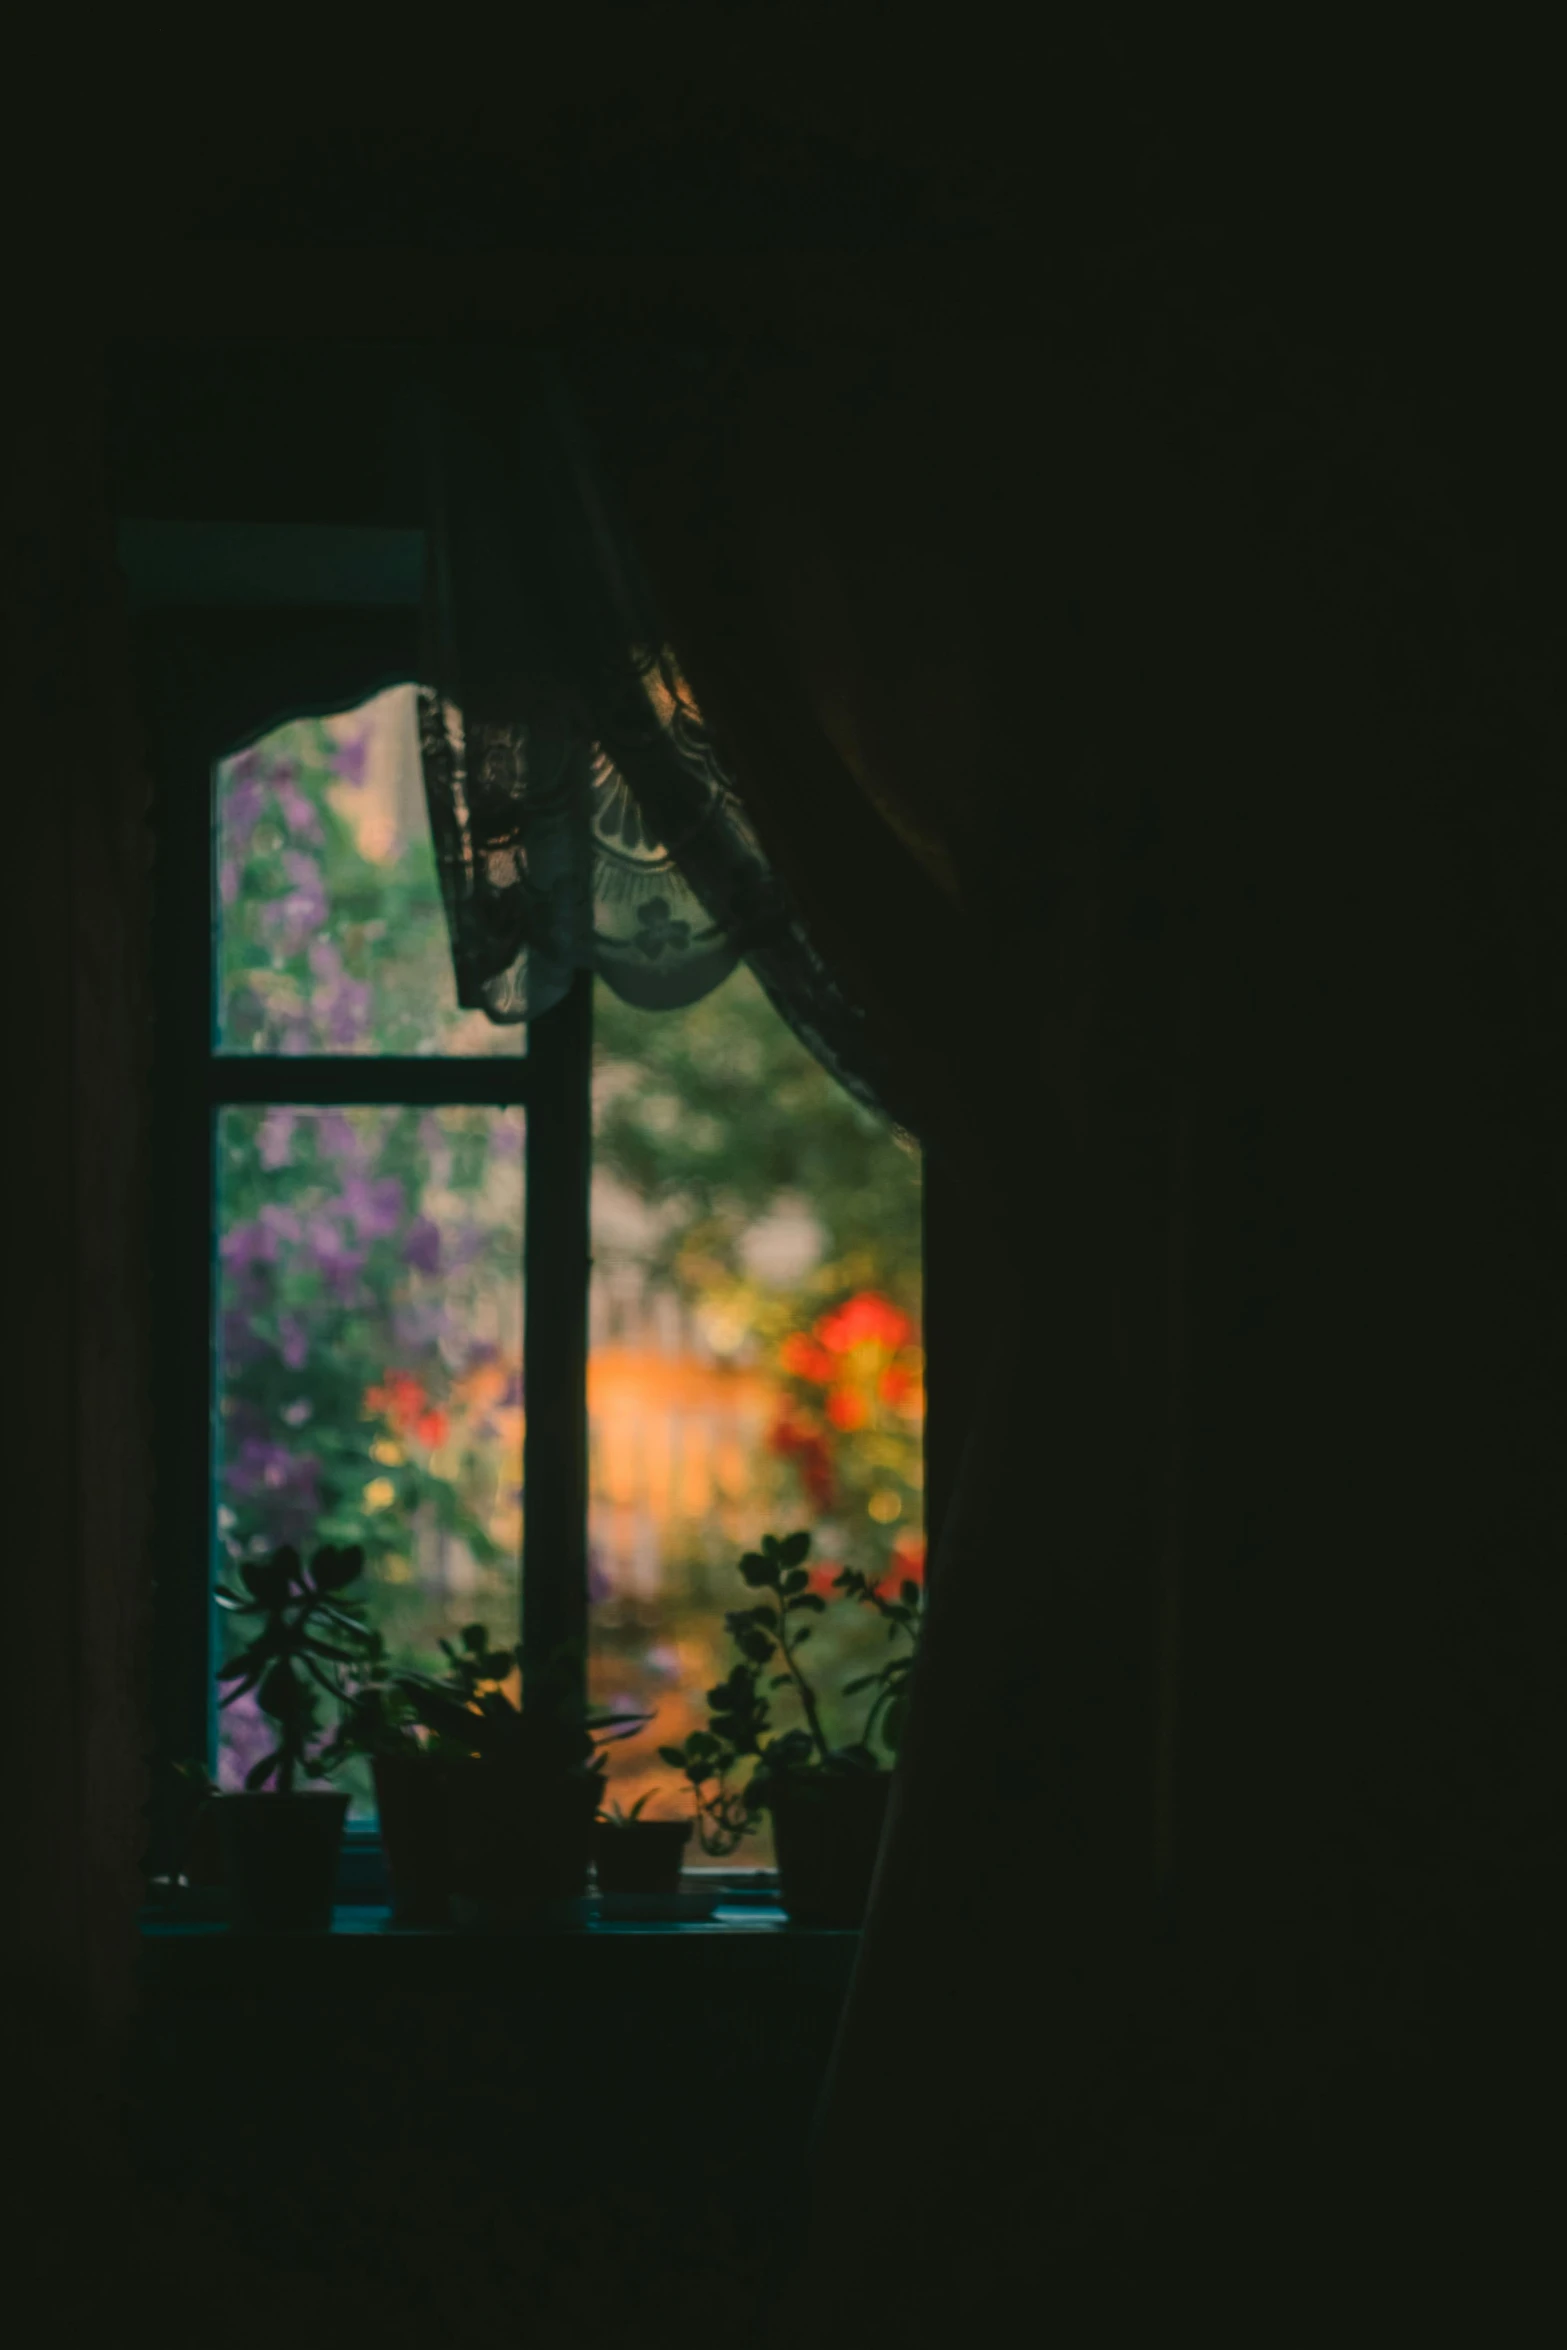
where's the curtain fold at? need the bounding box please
[5,334,153,2136]
[561,264,1567,2328]
[414,351,924,1135]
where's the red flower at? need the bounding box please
[768,1413,836,1509]
[814,1291,914,1357]
[364,1370,427,1436]
[415,1408,449,1448]
[878,1362,918,1408]
[825,1386,869,1432]
[779,1333,836,1384]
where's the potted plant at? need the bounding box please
[321,1629,458,1928]
[391,1633,651,1929]
[661,1531,924,1927]
[592,1791,693,1897]
[211,1540,369,1932]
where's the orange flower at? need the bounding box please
[815,1292,914,1357]
[826,1385,869,1431]
[891,1536,927,1584]
[779,1333,836,1384]
[364,1371,427,1436]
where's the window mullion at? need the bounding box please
[520,972,593,1715]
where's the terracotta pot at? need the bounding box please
[446,1765,600,1913]
[593,1819,692,1896]
[213,1792,349,1933]
[371,1751,454,1927]
[766,1772,892,1927]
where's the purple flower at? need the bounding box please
[220,1219,276,1271]
[256,1110,298,1171]
[277,1313,310,1371]
[315,1111,366,1168]
[323,978,372,1049]
[260,851,328,956]
[217,1684,273,1794]
[222,770,267,855]
[403,1216,442,1275]
[332,733,369,786]
[224,1439,321,1538]
[220,1309,268,1370]
[338,1174,406,1242]
[275,776,323,841]
[301,1215,367,1299]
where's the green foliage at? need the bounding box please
[598,1791,658,1826]
[593,971,920,1317]
[214,1541,371,1795]
[317,1628,426,1769]
[657,1530,925,1855]
[387,1621,653,1784]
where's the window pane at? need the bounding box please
[589,968,923,1866]
[215,684,523,1057]
[215,1103,524,1816]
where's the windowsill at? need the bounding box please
[136,1897,860,2001]
[141,1899,831,1937]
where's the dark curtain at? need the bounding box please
[414,353,922,1136]
[564,258,1567,2330]
[5,338,154,2181]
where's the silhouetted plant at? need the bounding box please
[215,1541,370,1794]
[660,1529,924,1853]
[389,1623,651,1783]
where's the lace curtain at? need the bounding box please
[414,352,921,1139]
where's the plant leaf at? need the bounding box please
[779,1531,812,1567]
[312,1543,365,1592]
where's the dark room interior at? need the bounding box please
[8,24,1565,2344]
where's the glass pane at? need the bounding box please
[215,684,523,1057]
[215,1103,524,1817]
[589,967,924,1867]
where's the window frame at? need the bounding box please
[139,592,591,1877]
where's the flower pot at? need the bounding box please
[766,1771,891,1927]
[371,1752,454,1927]
[593,1818,692,1897]
[214,1792,349,1933]
[446,1764,601,1922]
[187,1796,226,1889]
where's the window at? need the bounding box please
[144,597,921,1881]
